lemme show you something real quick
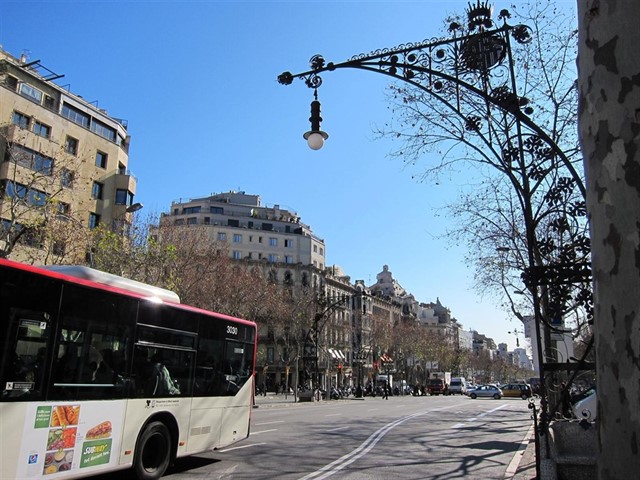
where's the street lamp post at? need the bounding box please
[278,3,592,475]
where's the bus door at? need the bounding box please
[1,267,60,401]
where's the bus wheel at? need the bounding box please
[134,421,172,480]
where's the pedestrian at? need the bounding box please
[383,382,389,400]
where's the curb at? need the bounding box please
[504,424,536,479]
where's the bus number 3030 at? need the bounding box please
[227,325,238,336]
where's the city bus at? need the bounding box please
[0,258,257,479]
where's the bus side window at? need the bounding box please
[50,284,134,401]
[195,338,224,396]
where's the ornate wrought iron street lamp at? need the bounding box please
[278,2,593,475]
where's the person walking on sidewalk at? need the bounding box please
[382,382,389,400]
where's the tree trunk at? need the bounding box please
[577,1,640,478]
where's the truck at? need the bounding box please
[427,371,451,395]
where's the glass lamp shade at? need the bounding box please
[304,131,329,150]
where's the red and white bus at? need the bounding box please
[0,258,256,479]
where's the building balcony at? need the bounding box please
[114,171,137,194]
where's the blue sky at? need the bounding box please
[1,0,578,350]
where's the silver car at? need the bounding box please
[468,384,503,399]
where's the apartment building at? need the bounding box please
[0,48,137,263]
[162,190,326,276]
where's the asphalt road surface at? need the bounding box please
[93,394,533,479]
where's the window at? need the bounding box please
[12,145,53,175]
[91,182,104,200]
[33,153,53,175]
[95,151,108,168]
[90,118,116,142]
[320,248,324,256]
[89,213,100,229]
[285,255,294,264]
[233,250,242,260]
[204,217,210,225]
[233,234,242,243]
[115,189,129,205]
[182,206,201,214]
[56,202,70,215]
[52,240,66,256]
[19,83,43,103]
[269,238,278,247]
[284,239,293,248]
[33,121,51,138]
[11,111,30,129]
[217,232,227,241]
[118,163,126,175]
[187,217,197,225]
[6,75,18,91]
[65,136,78,155]
[6,181,47,206]
[20,226,43,249]
[44,95,56,111]
[210,206,223,214]
[60,168,74,188]
[268,254,278,263]
[313,245,318,253]
[50,283,135,400]
[61,103,89,128]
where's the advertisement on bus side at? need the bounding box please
[17,401,125,478]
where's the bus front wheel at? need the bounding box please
[134,421,172,480]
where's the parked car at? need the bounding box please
[572,387,597,420]
[468,384,503,399]
[500,383,533,399]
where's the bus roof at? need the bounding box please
[40,265,181,303]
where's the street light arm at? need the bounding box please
[277,24,585,199]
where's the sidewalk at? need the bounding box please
[254,394,539,479]
[253,392,301,407]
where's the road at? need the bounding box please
[160,395,533,480]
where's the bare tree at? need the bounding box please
[0,124,90,263]
[376,1,591,379]
[578,1,640,477]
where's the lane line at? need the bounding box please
[327,426,349,432]
[219,442,267,452]
[299,404,460,480]
[250,429,278,435]
[255,420,285,426]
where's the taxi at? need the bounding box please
[500,383,533,399]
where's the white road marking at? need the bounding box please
[299,404,460,480]
[250,428,278,435]
[255,420,285,426]
[219,442,266,452]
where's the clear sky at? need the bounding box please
[1,0,577,351]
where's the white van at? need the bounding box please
[449,377,467,395]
